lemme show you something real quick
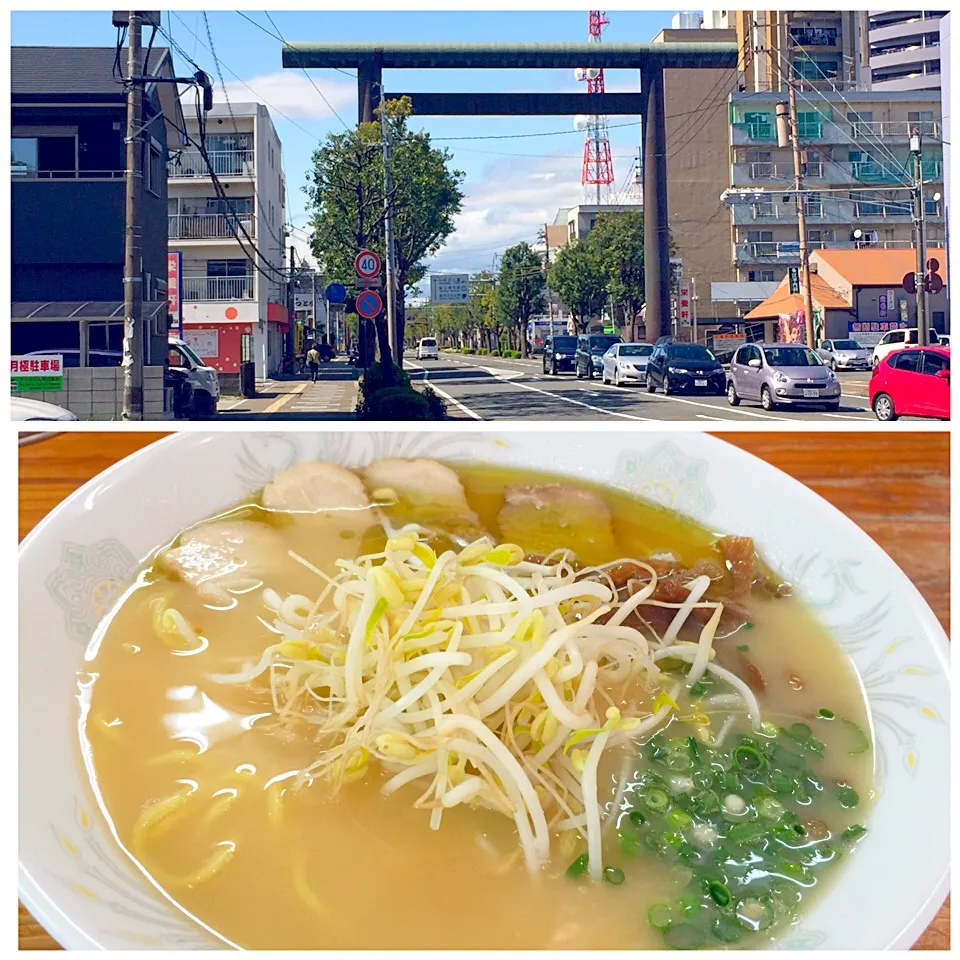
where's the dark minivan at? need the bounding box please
[575,333,622,379]
[542,334,579,375]
[646,342,725,395]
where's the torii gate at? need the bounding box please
[282,41,738,340]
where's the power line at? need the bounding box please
[234,11,357,78]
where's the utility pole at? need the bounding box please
[779,15,816,349]
[911,128,929,346]
[122,11,144,420]
[379,84,399,366]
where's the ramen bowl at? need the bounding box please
[18,431,949,949]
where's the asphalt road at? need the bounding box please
[408,352,879,423]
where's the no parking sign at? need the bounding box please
[356,289,383,319]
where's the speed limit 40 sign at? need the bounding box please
[354,250,382,280]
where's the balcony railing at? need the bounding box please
[744,160,824,180]
[168,213,255,240]
[735,241,801,263]
[850,120,940,139]
[790,27,839,47]
[182,276,255,301]
[167,149,254,178]
[12,167,125,179]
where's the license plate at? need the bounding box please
[695,379,708,387]
[802,388,819,398]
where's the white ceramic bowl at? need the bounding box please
[19,431,950,949]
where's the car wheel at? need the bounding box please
[646,376,656,393]
[872,356,880,369]
[614,369,621,387]
[551,362,558,376]
[602,370,610,384]
[662,376,672,395]
[727,382,740,406]
[830,360,837,372]
[576,364,584,379]
[873,392,898,421]
[760,386,776,411]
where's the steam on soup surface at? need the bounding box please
[80,458,873,950]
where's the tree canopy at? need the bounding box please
[496,243,546,358]
[304,98,464,366]
[548,240,608,332]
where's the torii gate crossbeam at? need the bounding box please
[282,41,739,340]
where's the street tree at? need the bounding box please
[304,97,464,371]
[496,243,546,358]
[585,211,645,338]
[548,240,608,332]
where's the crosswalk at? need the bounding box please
[284,379,356,415]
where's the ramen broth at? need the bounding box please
[81,462,873,950]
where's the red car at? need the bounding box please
[870,345,950,421]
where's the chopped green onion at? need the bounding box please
[767,770,795,795]
[663,923,706,950]
[840,823,867,844]
[648,903,673,930]
[736,643,750,653]
[642,788,670,813]
[837,785,860,809]
[840,718,871,755]
[734,897,775,932]
[711,916,741,943]
[727,821,768,845]
[759,720,779,738]
[687,736,700,761]
[692,790,720,815]
[628,809,647,827]
[678,894,701,919]
[742,621,755,630]
[817,708,835,719]
[688,681,707,699]
[565,853,589,878]
[665,808,694,829]
[707,880,731,907]
[790,722,812,740]
[758,796,786,821]
[620,835,642,857]
[732,744,766,771]
[603,866,625,885]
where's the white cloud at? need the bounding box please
[428,152,585,273]
[215,72,355,122]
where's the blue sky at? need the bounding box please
[12,10,677,274]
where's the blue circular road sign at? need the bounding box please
[325,282,346,303]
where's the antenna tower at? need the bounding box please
[577,11,615,204]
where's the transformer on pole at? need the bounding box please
[576,11,615,204]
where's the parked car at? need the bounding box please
[601,342,653,386]
[25,337,220,417]
[727,342,840,411]
[11,396,77,421]
[871,328,940,368]
[542,334,579,375]
[646,342,725,396]
[416,337,439,360]
[869,345,950,421]
[575,333,622,379]
[816,338,870,371]
[938,333,951,347]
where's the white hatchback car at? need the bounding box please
[872,328,940,368]
[416,337,439,360]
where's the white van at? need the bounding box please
[872,328,941,368]
[168,337,220,414]
[416,337,439,360]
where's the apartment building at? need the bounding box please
[869,10,946,91]
[725,89,945,317]
[168,102,288,385]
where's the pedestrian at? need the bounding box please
[306,344,321,383]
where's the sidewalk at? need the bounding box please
[218,361,359,420]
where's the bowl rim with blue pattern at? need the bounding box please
[18,430,950,949]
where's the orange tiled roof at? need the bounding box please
[744,272,848,321]
[814,246,947,286]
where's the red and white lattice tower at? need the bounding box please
[578,11,615,204]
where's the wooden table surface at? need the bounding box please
[18,431,950,950]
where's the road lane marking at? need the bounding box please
[590,382,791,421]
[823,412,875,421]
[488,376,650,420]
[260,383,306,415]
[407,361,484,420]
[696,415,725,421]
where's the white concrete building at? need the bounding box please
[869,10,946,91]
[168,102,288,385]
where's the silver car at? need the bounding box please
[816,338,871,371]
[601,342,653,386]
[727,342,841,411]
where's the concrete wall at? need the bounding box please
[25,366,170,420]
[658,27,740,321]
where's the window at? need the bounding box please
[921,351,949,375]
[743,112,773,141]
[892,350,920,372]
[748,270,776,282]
[803,192,823,218]
[11,132,76,177]
[145,142,163,197]
[746,230,773,243]
[797,111,823,140]
[925,197,941,217]
[208,259,251,277]
[908,110,935,124]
